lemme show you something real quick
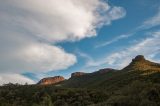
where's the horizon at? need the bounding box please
[0,0,160,85]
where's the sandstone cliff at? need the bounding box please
[38,76,65,85]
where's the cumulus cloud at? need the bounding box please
[0,0,125,75]
[1,0,126,42]
[0,29,76,73]
[0,74,35,85]
[0,42,76,73]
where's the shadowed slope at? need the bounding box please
[56,55,160,89]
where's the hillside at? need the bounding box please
[56,55,160,89]
[57,68,117,88]
[0,55,160,106]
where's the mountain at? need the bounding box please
[37,55,160,88]
[71,72,87,78]
[123,55,160,72]
[57,68,117,88]
[56,55,160,88]
[38,76,65,85]
[0,55,160,106]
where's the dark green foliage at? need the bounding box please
[0,72,160,106]
[0,85,109,106]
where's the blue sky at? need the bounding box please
[0,0,160,84]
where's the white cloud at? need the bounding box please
[0,42,77,73]
[0,74,35,85]
[0,0,125,74]
[76,50,93,62]
[139,8,160,29]
[107,6,126,23]
[95,33,133,48]
[1,0,126,42]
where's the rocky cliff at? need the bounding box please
[71,72,86,78]
[38,76,65,85]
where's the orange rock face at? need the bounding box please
[38,76,65,85]
[71,72,86,78]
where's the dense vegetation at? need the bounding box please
[0,56,160,106]
[0,84,109,106]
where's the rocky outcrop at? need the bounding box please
[123,55,160,71]
[96,68,116,74]
[38,76,65,85]
[132,55,146,63]
[71,72,86,78]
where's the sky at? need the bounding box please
[0,0,160,85]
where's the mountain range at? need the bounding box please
[38,55,160,88]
